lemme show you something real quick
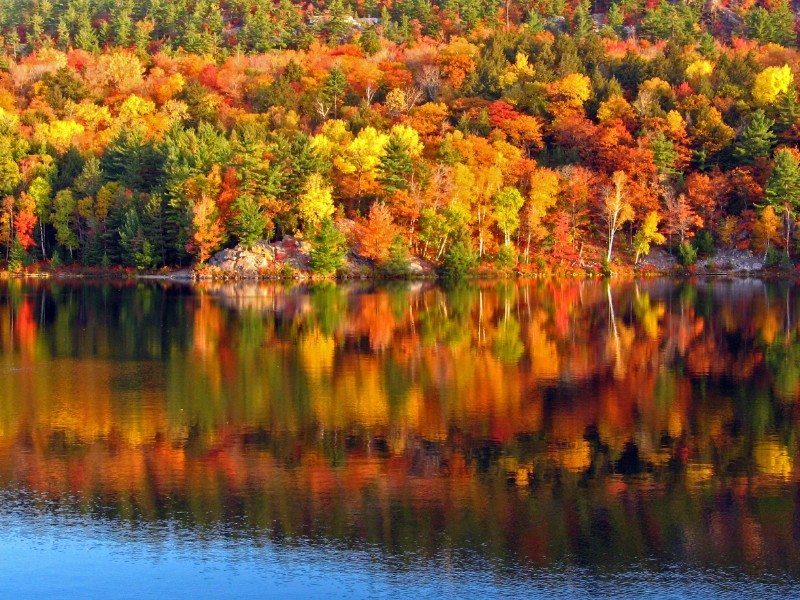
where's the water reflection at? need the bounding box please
[0,278,799,590]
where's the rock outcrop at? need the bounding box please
[640,247,766,273]
[207,240,274,278]
[206,236,437,279]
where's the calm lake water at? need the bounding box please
[0,277,799,598]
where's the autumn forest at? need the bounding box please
[0,0,799,275]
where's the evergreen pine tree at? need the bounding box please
[310,219,347,276]
[606,3,624,38]
[573,0,593,38]
[734,110,777,165]
[323,68,348,119]
[380,235,411,277]
[441,232,477,280]
[232,193,270,247]
[377,137,414,194]
[775,85,800,134]
[764,148,800,255]
[769,0,796,47]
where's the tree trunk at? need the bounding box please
[525,231,531,263]
[785,204,792,258]
[606,212,617,263]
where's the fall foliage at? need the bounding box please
[0,1,798,271]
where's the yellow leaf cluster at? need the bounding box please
[752,64,794,105]
[35,119,85,152]
[390,124,423,157]
[597,95,635,123]
[118,94,156,121]
[498,52,536,88]
[686,59,714,80]
[298,173,335,231]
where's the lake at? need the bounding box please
[0,277,798,598]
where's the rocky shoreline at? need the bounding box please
[5,240,790,282]
[196,236,779,281]
[202,236,437,280]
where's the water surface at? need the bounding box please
[0,278,798,598]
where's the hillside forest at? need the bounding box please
[1,0,800,274]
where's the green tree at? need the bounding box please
[140,193,167,268]
[606,3,624,38]
[573,0,593,38]
[119,207,155,269]
[775,85,800,134]
[764,148,800,256]
[359,27,381,56]
[651,132,680,177]
[52,190,79,260]
[747,0,795,46]
[0,139,20,196]
[102,125,164,192]
[745,7,773,44]
[377,136,414,194]
[381,235,411,277]
[323,67,348,119]
[310,218,347,276]
[8,237,28,272]
[232,193,270,247]
[734,110,776,165]
[28,176,52,259]
[441,233,477,280]
[492,186,524,247]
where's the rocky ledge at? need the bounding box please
[205,236,435,279]
[640,248,766,273]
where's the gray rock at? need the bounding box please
[208,245,270,278]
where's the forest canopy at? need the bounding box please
[0,0,799,273]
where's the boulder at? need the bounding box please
[208,245,271,278]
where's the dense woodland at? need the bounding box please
[1,0,800,273]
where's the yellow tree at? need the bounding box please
[298,173,335,232]
[334,126,389,198]
[753,205,781,259]
[34,120,85,152]
[88,50,145,94]
[524,167,560,262]
[549,73,592,119]
[633,211,666,264]
[753,65,794,106]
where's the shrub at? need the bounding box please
[601,257,612,277]
[678,242,698,266]
[692,230,715,256]
[280,263,296,278]
[765,245,790,269]
[50,250,63,270]
[8,239,28,273]
[380,235,411,278]
[440,236,477,280]
[495,245,517,270]
[309,219,347,276]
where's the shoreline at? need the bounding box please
[3,264,793,283]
